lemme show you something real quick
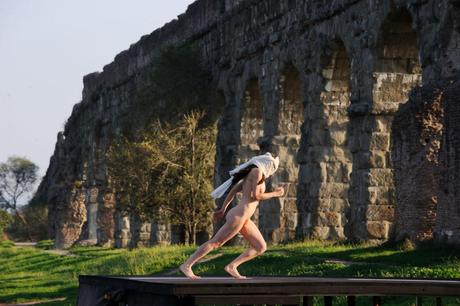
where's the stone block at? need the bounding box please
[369,151,386,168]
[284,165,299,182]
[317,197,332,211]
[284,198,298,212]
[328,225,346,239]
[374,117,392,133]
[369,133,390,151]
[371,102,401,115]
[330,198,349,211]
[140,223,151,232]
[365,205,394,221]
[317,211,342,227]
[311,226,330,239]
[366,221,390,239]
[372,186,396,205]
[311,182,348,199]
[326,162,343,182]
[285,212,298,229]
[368,168,394,186]
[139,232,150,240]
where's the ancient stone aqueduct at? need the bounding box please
[33,0,460,248]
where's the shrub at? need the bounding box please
[6,203,48,241]
[0,239,14,248]
[0,210,12,241]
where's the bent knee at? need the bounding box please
[255,243,267,254]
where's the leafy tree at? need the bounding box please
[7,203,48,241]
[0,210,12,241]
[107,110,216,245]
[0,156,39,240]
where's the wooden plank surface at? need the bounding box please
[195,294,301,304]
[79,275,460,297]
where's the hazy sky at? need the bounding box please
[0,0,195,203]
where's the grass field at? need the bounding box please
[1,239,460,305]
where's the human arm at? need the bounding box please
[213,180,243,221]
[250,168,284,201]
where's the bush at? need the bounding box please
[0,240,14,248]
[6,203,48,241]
[0,210,12,241]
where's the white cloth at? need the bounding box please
[211,152,280,199]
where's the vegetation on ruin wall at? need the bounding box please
[2,240,460,305]
[107,111,217,245]
[122,41,222,136]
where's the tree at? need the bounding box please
[0,156,39,240]
[164,111,216,244]
[0,210,12,241]
[107,110,217,245]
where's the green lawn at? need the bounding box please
[1,239,460,305]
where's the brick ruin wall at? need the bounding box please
[33,0,460,248]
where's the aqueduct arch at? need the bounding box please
[370,7,423,240]
[259,63,303,243]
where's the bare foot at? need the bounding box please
[179,263,201,279]
[224,264,246,279]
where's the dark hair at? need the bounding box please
[230,164,265,187]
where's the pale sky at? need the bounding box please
[0,0,196,204]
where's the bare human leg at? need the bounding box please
[224,218,266,279]
[180,217,245,279]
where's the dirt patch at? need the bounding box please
[44,249,72,256]
[13,242,37,248]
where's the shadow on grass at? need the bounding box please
[281,242,460,267]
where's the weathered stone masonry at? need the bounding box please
[33,0,460,248]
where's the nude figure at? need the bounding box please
[179,160,284,279]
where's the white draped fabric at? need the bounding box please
[210,152,280,199]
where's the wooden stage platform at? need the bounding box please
[77,275,460,306]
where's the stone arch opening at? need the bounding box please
[260,63,303,243]
[240,78,264,150]
[369,8,422,240]
[374,8,422,106]
[278,63,303,135]
[309,39,353,240]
